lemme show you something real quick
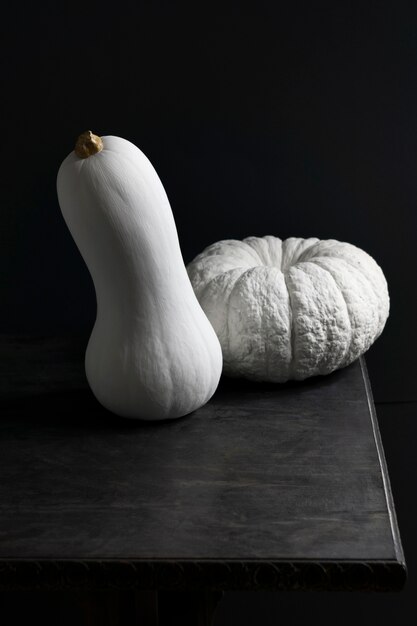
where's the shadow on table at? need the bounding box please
[1,357,352,430]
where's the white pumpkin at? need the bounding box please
[57,131,222,420]
[187,235,389,382]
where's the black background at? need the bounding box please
[1,1,416,624]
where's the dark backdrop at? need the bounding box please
[2,1,416,402]
[1,2,416,624]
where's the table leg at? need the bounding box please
[80,589,136,625]
[133,591,159,625]
[79,588,222,625]
[157,589,223,626]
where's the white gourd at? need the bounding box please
[57,131,222,420]
[187,235,389,382]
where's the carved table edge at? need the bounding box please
[0,559,406,592]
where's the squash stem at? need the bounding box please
[75,131,103,159]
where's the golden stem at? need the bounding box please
[74,130,103,159]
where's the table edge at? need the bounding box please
[359,356,406,568]
[0,558,406,592]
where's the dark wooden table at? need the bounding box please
[0,336,406,625]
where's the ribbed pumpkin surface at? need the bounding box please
[187,236,389,382]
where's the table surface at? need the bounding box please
[0,335,406,591]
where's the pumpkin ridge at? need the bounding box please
[286,261,350,377]
[258,268,270,378]
[226,266,264,376]
[322,257,381,353]
[288,237,309,266]
[215,239,261,265]
[265,235,283,268]
[283,271,295,379]
[244,236,272,265]
[262,266,291,380]
[309,256,379,365]
[198,266,247,298]
[241,237,266,265]
[224,268,250,373]
[318,253,387,334]
[308,259,353,368]
[293,238,322,264]
[225,274,242,376]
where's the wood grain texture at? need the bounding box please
[0,336,406,590]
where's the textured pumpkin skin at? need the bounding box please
[187,236,389,382]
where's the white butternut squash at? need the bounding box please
[57,131,222,420]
